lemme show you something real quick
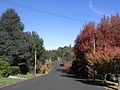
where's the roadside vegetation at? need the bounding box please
[52,14,120,90]
[14,73,35,78]
[0,8,54,86]
[68,14,120,89]
[0,78,20,86]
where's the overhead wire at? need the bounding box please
[0,0,87,23]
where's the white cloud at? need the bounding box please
[88,1,110,16]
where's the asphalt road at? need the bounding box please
[1,62,106,90]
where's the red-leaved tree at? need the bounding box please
[72,14,120,79]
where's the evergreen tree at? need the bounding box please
[31,31,45,59]
[0,8,33,74]
[28,31,45,72]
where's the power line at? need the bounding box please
[0,0,87,22]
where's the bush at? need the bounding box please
[0,59,10,77]
[64,63,71,70]
[0,59,20,77]
[9,66,20,75]
[0,71,2,78]
[40,65,48,73]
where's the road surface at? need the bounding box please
[1,62,106,90]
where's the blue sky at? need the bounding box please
[0,0,120,50]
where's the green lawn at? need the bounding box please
[0,66,52,87]
[15,73,36,78]
[0,78,20,86]
[0,74,38,87]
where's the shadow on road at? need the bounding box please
[76,79,107,86]
[75,79,118,90]
[56,68,64,72]
[60,74,78,79]
[60,73,117,89]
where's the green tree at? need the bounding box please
[0,8,33,74]
[31,31,45,59]
[28,31,45,73]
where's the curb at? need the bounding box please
[107,86,119,90]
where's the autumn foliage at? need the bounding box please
[40,65,48,73]
[63,63,71,70]
[72,14,120,79]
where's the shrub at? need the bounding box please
[64,63,71,70]
[0,59,20,77]
[0,71,2,78]
[9,66,20,75]
[40,65,48,73]
[0,59,10,77]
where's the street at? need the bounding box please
[1,62,106,90]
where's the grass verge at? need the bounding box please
[0,65,53,87]
[0,73,40,87]
[15,73,36,78]
[0,78,20,86]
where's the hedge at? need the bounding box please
[0,59,20,77]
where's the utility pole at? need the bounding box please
[93,32,96,81]
[93,38,95,53]
[93,38,95,80]
[93,31,96,53]
[34,50,37,75]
